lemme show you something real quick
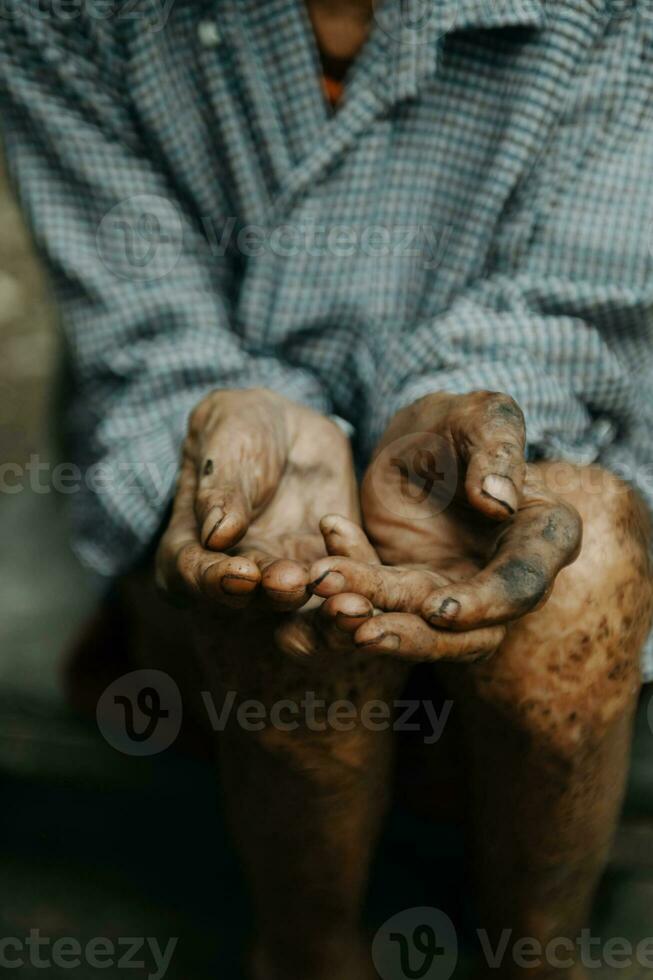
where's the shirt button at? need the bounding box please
[198,20,222,48]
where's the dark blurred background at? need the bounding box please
[1,149,653,979]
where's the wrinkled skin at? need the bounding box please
[154,387,651,980]
[156,387,359,614]
[310,391,582,660]
[155,388,400,665]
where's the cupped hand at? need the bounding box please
[155,388,358,614]
[308,391,582,661]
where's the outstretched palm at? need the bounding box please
[308,392,582,661]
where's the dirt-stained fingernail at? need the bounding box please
[429,597,460,623]
[203,511,225,548]
[335,609,372,632]
[482,474,517,514]
[221,573,258,595]
[310,570,346,593]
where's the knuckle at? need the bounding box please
[493,439,523,460]
[484,392,526,431]
[542,503,583,555]
[188,397,213,434]
[194,487,220,520]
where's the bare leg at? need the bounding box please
[441,465,653,979]
[194,609,408,980]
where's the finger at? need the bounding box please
[320,514,380,563]
[309,557,446,611]
[274,599,358,659]
[454,392,527,520]
[156,452,233,601]
[260,558,311,610]
[421,501,582,630]
[320,593,375,634]
[354,613,506,662]
[198,553,262,606]
[192,417,283,552]
[197,479,254,552]
[274,611,320,660]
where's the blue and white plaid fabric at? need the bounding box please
[1,0,652,674]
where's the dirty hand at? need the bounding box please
[156,388,358,614]
[309,391,582,661]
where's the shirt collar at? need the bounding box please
[385,0,547,103]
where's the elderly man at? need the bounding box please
[1,0,652,977]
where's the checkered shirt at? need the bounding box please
[1,0,652,674]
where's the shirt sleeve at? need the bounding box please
[366,197,653,506]
[0,15,332,577]
[366,272,647,458]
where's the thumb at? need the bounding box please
[192,415,286,551]
[455,394,527,520]
[319,514,381,563]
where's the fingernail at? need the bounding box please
[429,597,460,623]
[203,512,225,548]
[357,632,400,652]
[335,609,371,631]
[309,570,345,593]
[482,475,517,514]
[221,573,258,595]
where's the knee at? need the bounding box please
[468,466,653,764]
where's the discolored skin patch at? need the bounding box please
[495,557,549,612]
[437,462,653,977]
[130,444,651,980]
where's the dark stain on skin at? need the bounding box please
[496,558,548,610]
[541,508,581,551]
[487,397,525,428]
[598,616,610,641]
[541,514,560,544]
[203,458,214,476]
[568,634,593,666]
